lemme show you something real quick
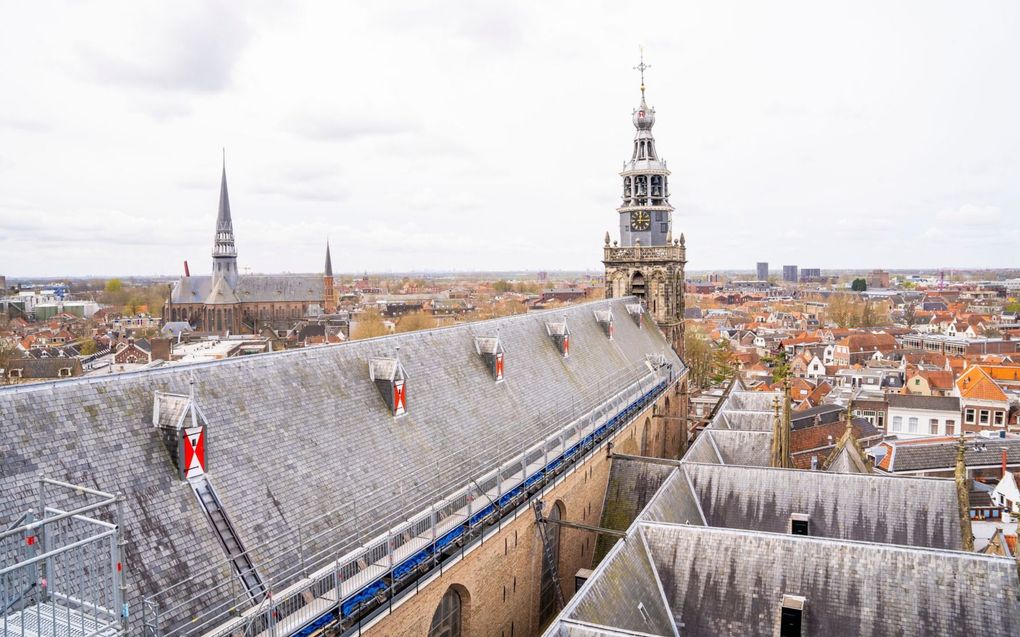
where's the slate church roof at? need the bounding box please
[170,274,325,305]
[642,463,962,549]
[641,524,1016,637]
[0,297,681,631]
[544,378,1020,637]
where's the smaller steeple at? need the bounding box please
[770,383,793,468]
[955,433,975,551]
[323,239,337,314]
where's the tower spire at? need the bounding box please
[211,151,239,289]
[955,433,975,551]
[634,46,650,99]
[323,238,337,314]
[214,153,236,257]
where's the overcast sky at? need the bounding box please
[1,1,1018,277]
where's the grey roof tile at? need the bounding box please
[1,297,681,631]
[641,524,1020,637]
[676,463,962,549]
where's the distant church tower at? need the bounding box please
[211,156,239,290]
[323,240,337,314]
[603,53,686,355]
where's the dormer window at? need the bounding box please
[594,309,614,340]
[780,595,805,637]
[153,389,207,481]
[546,319,570,357]
[474,335,505,382]
[789,513,810,536]
[626,303,643,327]
[370,356,407,417]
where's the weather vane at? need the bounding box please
[634,46,650,96]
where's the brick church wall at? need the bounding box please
[364,390,677,637]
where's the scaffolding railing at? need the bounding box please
[1,479,126,637]
[142,356,678,637]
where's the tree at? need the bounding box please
[78,339,97,356]
[684,325,735,389]
[396,312,436,333]
[1004,301,1020,314]
[0,337,17,381]
[763,351,790,383]
[859,301,876,328]
[710,341,736,384]
[514,281,541,295]
[827,294,858,328]
[133,327,159,339]
[352,309,389,339]
[124,297,143,316]
[493,280,513,294]
[851,278,868,292]
[902,302,918,328]
[104,279,123,294]
[683,326,713,388]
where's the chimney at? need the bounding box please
[184,260,191,277]
[150,338,171,362]
[1003,447,1009,479]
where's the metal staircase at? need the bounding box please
[192,476,267,604]
[533,500,565,612]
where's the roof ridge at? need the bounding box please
[0,297,652,396]
[681,460,956,483]
[636,521,1015,562]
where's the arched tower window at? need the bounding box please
[428,587,462,637]
[631,271,646,301]
[539,501,564,625]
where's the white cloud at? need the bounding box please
[0,0,1018,276]
[80,2,251,93]
[933,203,1002,226]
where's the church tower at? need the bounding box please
[603,53,686,355]
[323,240,337,314]
[211,156,239,291]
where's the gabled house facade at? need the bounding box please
[957,365,1011,432]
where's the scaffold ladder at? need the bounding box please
[191,476,267,604]
[533,500,565,612]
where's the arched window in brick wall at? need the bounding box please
[428,587,462,637]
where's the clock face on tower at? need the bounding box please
[630,211,651,231]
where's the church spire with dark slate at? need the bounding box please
[211,152,239,289]
[323,239,337,314]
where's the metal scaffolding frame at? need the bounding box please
[142,357,679,637]
[1,479,126,637]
